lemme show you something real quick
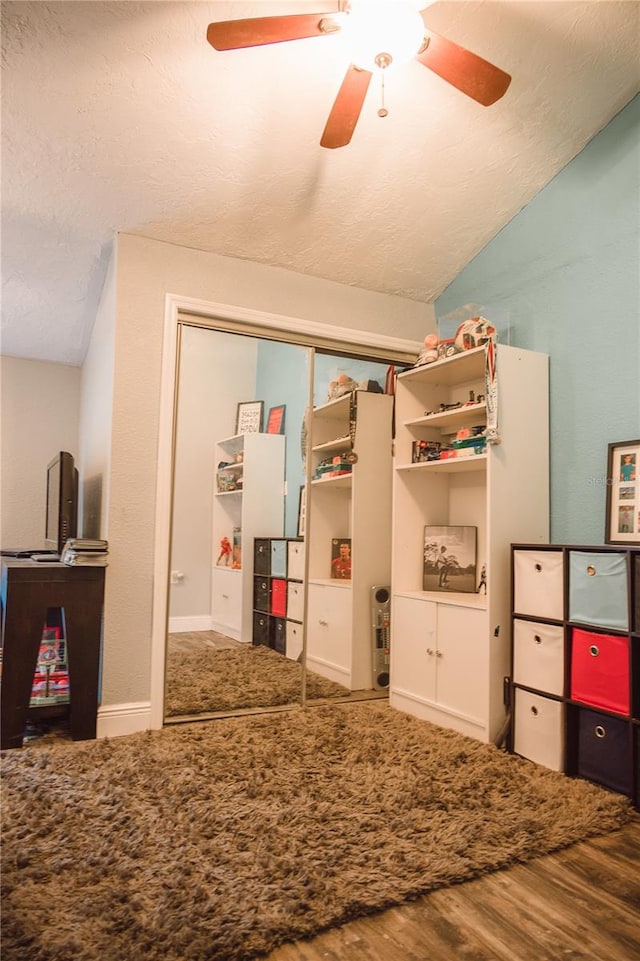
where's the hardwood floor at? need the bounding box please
[265,816,640,961]
[167,629,243,653]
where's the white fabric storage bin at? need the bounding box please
[286,620,303,661]
[287,540,305,581]
[513,619,565,696]
[513,549,564,620]
[286,581,305,623]
[514,688,565,772]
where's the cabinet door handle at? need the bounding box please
[319,618,328,627]
[426,648,434,656]
[222,593,229,599]
[435,650,443,658]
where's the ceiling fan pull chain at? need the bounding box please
[378,68,388,119]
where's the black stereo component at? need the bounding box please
[371,585,391,690]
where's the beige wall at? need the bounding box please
[78,246,116,540]
[170,327,259,624]
[0,356,80,549]
[91,233,432,710]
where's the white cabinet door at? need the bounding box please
[390,595,437,702]
[435,605,486,721]
[391,595,486,726]
[211,568,242,637]
[306,582,352,686]
[286,581,305,623]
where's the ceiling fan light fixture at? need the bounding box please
[347,1,425,71]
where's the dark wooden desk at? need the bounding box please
[1,559,105,749]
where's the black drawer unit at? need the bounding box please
[253,576,270,613]
[272,618,286,655]
[254,539,272,576]
[252,612,272,648]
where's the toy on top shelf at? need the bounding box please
[326,373,384,401]
[413,317,498,370]
[454,317,496,351]
[414,333,440,367]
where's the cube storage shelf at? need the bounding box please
[511,543,640,808]
[252,537,305,660]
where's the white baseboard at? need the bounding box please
[96,701,154,739]
[168,614,213,634]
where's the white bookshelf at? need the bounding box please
[211,432,285,642]
[306,390,394,689]
[390,344,549,742]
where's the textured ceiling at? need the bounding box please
[2,0,639,365]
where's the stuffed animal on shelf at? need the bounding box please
[326,373,359,400]
[326,373,384,401]
[414,333,439,367]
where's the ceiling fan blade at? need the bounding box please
[207,14,336,51]
[416,30,511,106]
[321,66,372,149]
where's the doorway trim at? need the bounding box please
[150,293,423,728]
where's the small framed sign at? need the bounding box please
[297,485,306,538]
[266,405,286,435]
[605,439,640,544]
[235,401,264,435]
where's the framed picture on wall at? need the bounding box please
[605,439,640,544]
[297,485,306,538]
[235,401,264,435]
[266,405,286,435]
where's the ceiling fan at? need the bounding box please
[206,1,512,149]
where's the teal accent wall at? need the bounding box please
[255,341,310,537]
[436,96,640,545]
[312,355,389,407]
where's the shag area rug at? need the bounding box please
[165,644,348,717]
[1,702,632,961]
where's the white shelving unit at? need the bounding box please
[211,432,285,642]
[306,390,394,690]
[390,344,549,742]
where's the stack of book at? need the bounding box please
[61,538,109,567]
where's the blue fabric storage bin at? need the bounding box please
[577,707,631,795]
[568,551,628,631]
[270,540,287,577]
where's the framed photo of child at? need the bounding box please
[605,439,640,544]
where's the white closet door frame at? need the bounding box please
[149,293,422,728]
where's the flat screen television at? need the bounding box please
[45,451,78,553]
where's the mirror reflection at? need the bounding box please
[164,322,397,723]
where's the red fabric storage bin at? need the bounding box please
[570,627,629,715]
[270,578,287,618]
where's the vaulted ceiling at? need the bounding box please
[2,1,639,364]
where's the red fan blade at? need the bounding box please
[207,14,336,51]
[416,30,511,106]
[321,66,372,149]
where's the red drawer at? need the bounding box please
[570,627,629,715]
[270,578,287,618]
